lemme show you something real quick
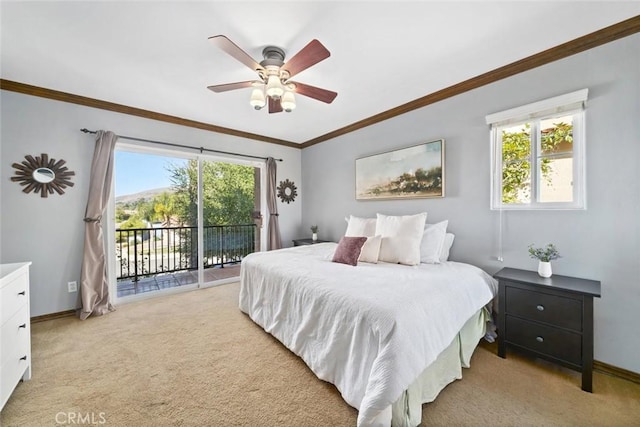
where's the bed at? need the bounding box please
[239,242,497,427]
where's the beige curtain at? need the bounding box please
[266,157,282,250]
[78,130,118,320]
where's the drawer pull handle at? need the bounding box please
[536,305,545,311]
[19,323,27,329]
[20,356,27,361]
[536,336,544,343]
[18,291,26,296]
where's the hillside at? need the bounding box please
[115,187,172,205]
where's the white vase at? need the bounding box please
[312,233,318,241]
[538,261,552,278]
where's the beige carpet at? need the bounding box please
[2,283,639,427]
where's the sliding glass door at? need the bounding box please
[109,144,264,302]
[199,159,260,284]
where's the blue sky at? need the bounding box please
[115,151,187,196]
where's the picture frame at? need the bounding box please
[355,139,445,200]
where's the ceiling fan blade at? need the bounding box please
[209,35,263,72]
[269,97,283,114]
[290,81,337,104]
[207,81,258,93]
[282,39,330,78]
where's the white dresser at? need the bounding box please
[1,262,32,411]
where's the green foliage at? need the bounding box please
[170,159,199,226]
[528,243,561,262]
[136,199,157,223]
[501,122,572,204]
[116,160,255,231]
[310,225,318,233]
[153,191,177,225]
[501,124,531,204]
[115,207,130,223]
[169,160,255,226]
[119,214,147,230]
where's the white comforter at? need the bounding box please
[239,243,497,426]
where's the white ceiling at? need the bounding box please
[2,1,639,144]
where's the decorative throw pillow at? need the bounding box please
[332,236,368,266]
[439,233,455,262]
[358,235,382,263]
[345,215,377,237]
[375,212,427,265]
[420,220,449,264]
[378,236,423,265]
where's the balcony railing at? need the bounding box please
[115,224,256,282]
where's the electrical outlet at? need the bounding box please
[67,281,78,293]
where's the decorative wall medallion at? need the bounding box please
[11,153,75,198]
[277,179,297,204]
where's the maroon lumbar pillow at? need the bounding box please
[332,236,368,266]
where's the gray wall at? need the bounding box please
[0,92,302,316]
[301,34,640,373]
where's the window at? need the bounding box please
[487,89,587,210]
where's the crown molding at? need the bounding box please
[2,15,639,150]
[300,14,640,148]
[0,79,300,149]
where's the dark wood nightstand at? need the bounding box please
[292,238,331,246]
[494,267,601,392]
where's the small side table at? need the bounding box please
[494,267,601,392]
[292,238,331,246]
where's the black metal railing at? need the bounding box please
[115,224,256,282]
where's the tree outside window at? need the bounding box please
[500,118,574,205]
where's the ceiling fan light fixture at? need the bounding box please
[281,90,296,113]
[208,35,335,114]
[265,74,284,99]
[249,87,266,110]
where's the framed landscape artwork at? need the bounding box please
[355,139,445,200]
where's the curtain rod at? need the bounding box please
[80,129,283,162]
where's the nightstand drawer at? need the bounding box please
[506,316,582,366]
[505,286,582,331]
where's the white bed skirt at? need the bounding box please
[389,308,489,427]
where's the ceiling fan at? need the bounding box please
[207,35,337,113]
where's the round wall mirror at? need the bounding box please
[11,153,75,198]
[33,167,55,183]
[277,179,297,204]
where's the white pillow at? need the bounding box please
[375,212,427,265]
[439,233,455,262]
[345,215,377,237]
[420,220,449,264]
[358,235,382,263]
[379,236,422,265]
[375,212,428,237]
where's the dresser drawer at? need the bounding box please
[505,286,582,331]
[0,350,30,409]
[505,315,582,366]
[1,305,30,365]
[1,273,29,326]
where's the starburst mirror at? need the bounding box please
[11,153,75,197]
[277,179,297,204]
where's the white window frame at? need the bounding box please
[487,89,588,210]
